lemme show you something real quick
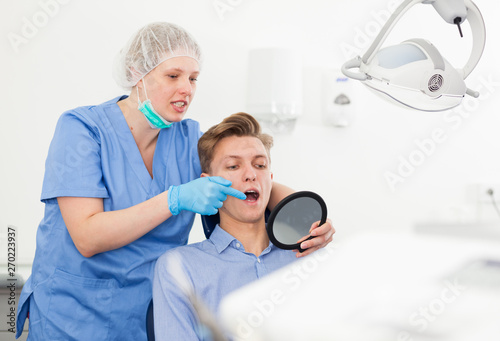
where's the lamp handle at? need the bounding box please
[341,57,367,81]
[459,0,486,79]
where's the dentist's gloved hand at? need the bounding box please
[168,177,246,216]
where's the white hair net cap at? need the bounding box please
[113,22,202,90]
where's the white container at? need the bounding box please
[322,69,356,127]
[246,48,302,133]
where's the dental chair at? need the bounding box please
[146,299,155,341]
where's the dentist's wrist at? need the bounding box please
[168,185,180,216]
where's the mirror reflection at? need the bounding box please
[267,191,327,251]
[273,197,323,245]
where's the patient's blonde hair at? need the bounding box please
[198,112,273,173]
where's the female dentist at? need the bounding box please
[16,22,335,340]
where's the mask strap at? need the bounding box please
[143,80,149,100]
[136,79,149,104]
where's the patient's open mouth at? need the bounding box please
[245,190,259,202]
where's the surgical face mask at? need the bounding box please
[137,82,173,129]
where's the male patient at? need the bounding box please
[153,112,297,340]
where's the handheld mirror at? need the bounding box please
[266,191,327,253]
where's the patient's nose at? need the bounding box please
[243,166,256,182]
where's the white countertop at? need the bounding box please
[219,231,500,340]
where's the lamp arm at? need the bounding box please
[362,0,423,65]
[361,0,485,80]
[460,0,486,79]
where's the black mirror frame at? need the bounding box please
[266,191,327,252]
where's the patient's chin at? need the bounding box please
[219,207,265,226]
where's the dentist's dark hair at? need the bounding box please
[198,112,273,174]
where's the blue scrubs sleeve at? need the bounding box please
[41,112,109,201]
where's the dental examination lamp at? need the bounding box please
[341,0,486,112]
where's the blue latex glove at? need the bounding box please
[168,176,247,216]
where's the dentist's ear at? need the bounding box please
[135,76,144,90]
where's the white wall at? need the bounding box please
[1,0,500,265]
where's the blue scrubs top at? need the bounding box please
[16,96,203,340]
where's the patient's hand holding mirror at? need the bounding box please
[266,191,327,253]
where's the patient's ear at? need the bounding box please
[270,172,273,180]
[201,173,210,178]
